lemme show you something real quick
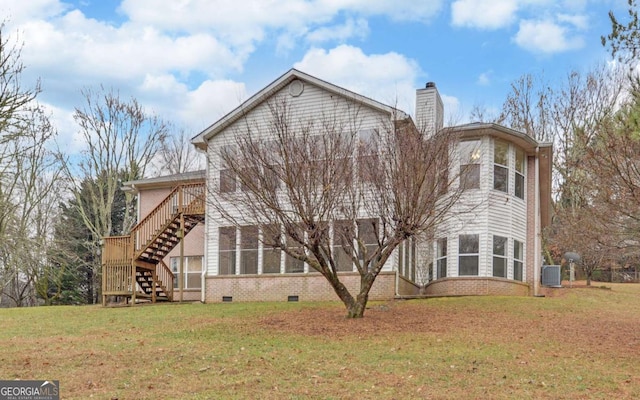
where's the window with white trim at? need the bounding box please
[285,225,305,273]
[515,148,525,199]
[333,220,355,272]
[240,226,258,274]
[261,224,281,274]
[436,238,447,279]
[458,234,479,275]
[218,227,236,275]
[219,145,236,193]
[460,140,481,190]
[492,235,507,278]
[170,256,203,289]
[494,140,509,193]
[514,240,524,281]
[357,219,378,271]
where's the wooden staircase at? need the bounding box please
[102,183,205,306]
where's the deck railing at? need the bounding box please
[102,235,132,266]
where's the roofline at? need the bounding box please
[447,122,551,150]
[191,68,409,150]
[122,170,205,193]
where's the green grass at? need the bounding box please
[1,284,639,399]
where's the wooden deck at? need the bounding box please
[102,182,205,306]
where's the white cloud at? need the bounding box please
[451,0,518,29]
[306,18,369,43]
[294,45,421,113]
[557,13,588,30]
[119,0,444,36]
[0,0,67,25]
[477,71,492,86]
[514,18,584,54]
[180,80,247,132]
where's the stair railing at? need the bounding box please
[130,183,205,253]
[157,260,175,301]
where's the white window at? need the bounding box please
[494,140,509,193]
[357,219,378,271]
[219,145,237,193]
[333,220,355,272]
[240,226,258,274]
[458,234,479,275]
[261,224,281,274]
[285,225,305,273]
[170,256,203,289]
[460,140,481,190]
[514,240,524,281]
[492,235,507,278]
[218,227,236,275]
[515,148,525,199]
[357,128,379,184]
[436,238,447,279]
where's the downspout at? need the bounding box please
[395,265,400,297]
[534,147,541,296]
[200,146,208,304]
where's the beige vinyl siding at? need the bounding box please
[205,81,394,276]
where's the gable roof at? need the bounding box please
[191,68,409,150]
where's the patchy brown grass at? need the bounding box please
[0,283,639,399]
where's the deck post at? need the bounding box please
[131,261,137,306]
[179,213,185,302]
[152,269,157,303]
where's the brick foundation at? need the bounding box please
[204,272,397,302]
[425,277,529,296]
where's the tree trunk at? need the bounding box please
[346,291,369,318]
[345,275,375,318]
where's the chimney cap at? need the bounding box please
[425,82,436,88]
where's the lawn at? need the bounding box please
[1,283,639,399]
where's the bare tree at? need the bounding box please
[209,96,462,318]
[0,24,58,307]
[153,127,204,175]
[60,87,168,303]
[583,88,640,257]
[0,107,61,306]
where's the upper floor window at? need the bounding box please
[460,140,481,190]
[357,128,379,184]
[458,234,479,275]
[515,148,525,199]
[219,145,237,193]
[493,140,509,193]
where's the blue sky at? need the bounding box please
[1,0,627,153]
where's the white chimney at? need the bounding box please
[415,82,444,134]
